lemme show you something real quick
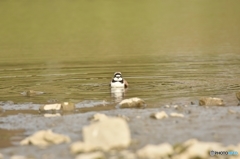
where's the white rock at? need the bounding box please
[150,111,168,119]
[199,97,224,106]
[170,112,184,118]
[137,143,173,159]
[44,113,61,117]
[117,97,146,108]
[40,104,61,111]
[75,151,105,159]
[83,117,131,151]
[20,129,71,147]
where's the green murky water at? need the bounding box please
[0,0,240,104]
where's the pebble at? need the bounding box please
[150,111,168,119]
[170,112,184,118]
[199,97,225,106]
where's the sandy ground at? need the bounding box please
[0,100,240,159]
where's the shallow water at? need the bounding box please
[0,0,240,151]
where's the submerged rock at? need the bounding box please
[20,129,71,147]
[61,102,75,111]
[137,143,173,159]
[236,92,240,106]
[21,90,44,97]
[39,102,75,113]
[150,111,168,119]
[116,97,146,108]
[199,97,224,106]
[75,151,105,159]
[83,117,131,151]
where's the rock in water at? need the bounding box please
[39,102,75,113]
[61,102,75,111]
[20,129,70,147]
[83,117,131,151]
[236,92,240,106]
[39,104,61,113]
[116,97,146,108]
[137,143,173,159]
[199,97,224,106]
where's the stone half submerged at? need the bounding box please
[116,97,146,108]
[39,102,75,113]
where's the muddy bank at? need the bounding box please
[1,100,240,158]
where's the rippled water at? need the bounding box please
[0,53,239,106]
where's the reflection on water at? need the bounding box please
[111,88,126,102]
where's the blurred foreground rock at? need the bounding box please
[116,97,146,108]
[71,116,131,153]
[136,139,240,159]
[39,102,75,113]
[75,151,105,159]
[137,143,173,159]
[20,129,71,147]
[199,97,224,106]
[89,113,109,122]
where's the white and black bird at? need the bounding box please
[110,72,128,88]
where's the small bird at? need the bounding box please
[110,72,128,88]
